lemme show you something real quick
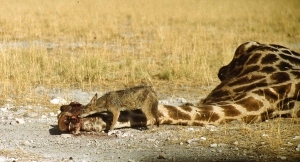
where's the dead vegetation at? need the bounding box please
[0,0,299,106]
[0,0,299,160]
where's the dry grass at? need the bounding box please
[0,0,299,105]
[163,118,300,159]
[1,1,300,159]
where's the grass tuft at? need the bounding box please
[0,0,299,105]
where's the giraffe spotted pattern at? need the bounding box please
[200,41,300,124]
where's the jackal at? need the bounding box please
[78,85,159,131]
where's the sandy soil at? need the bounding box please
[1,87,300,162]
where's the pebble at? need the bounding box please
[50,97,67,105]
[15,118,25,124]
[187,127,194,131]
[277,155,286,160]
[24,140,32,146]
[27,112,38,118]
[108,130,121,136]
[187,138,199,144]
[147,138,155,142]
[0,156,6,161]
[159,100,169,104]
[176,98,187,103]
[296,144,300,151]
[158,152,167,159]
[293,136,299,139]
[205,125,217,131]
[233,147,239,151]
[218,143,227,147]
[210,143,218,148]
[61,134,72,138]
[0,107,8,112]
[49,112,56,116]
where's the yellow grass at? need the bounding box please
[0,0,299,105]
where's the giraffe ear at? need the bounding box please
[87,93,98,106]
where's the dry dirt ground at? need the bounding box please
[1,87,300,162]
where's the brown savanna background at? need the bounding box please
[0,0,300,161]
[0,0,299,106]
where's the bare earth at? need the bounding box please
[1,87,300,162]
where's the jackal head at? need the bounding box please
[78,93,99,118]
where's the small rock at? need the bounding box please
[61,134,72,138]
[158,152,167,159]
[4,104,14,109]
[50,97,67,105]
[68,157,75,162]
[210,143,218,148]
[0,107,8,112]
[147,138,155,142]
[121,132,130,137]
[26,112,38,118]
[206,125,217,131]
[293,136,299,139]
[187,127,194,131]
[159,100,169,104]
[128,159,135,162]
[49,112,56,116]
[179,142,183,145]
[176,98,187,103]
[262,134,268,137]
[187,138,199,144]
[15,118,25,124]
[233,141,239,145]
[200,136,207,141]
[277,155,286,160]
[23,140,31,146]
[0,156,7,161]
[233,146,239,151]
[296,144,300,151]
[10,121,17,125]
[218,143,227,147]
[108,130,125,137]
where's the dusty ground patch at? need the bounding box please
[1,88,299,162]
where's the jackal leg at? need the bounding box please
[110,109,120,131]
[152,101,159,127]
[142,99,159,127]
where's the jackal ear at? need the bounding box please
[87,93,98,106]
[60,105,72,112]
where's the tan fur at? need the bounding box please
[78,85,159,131]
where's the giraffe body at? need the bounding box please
[58,42,300,133]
